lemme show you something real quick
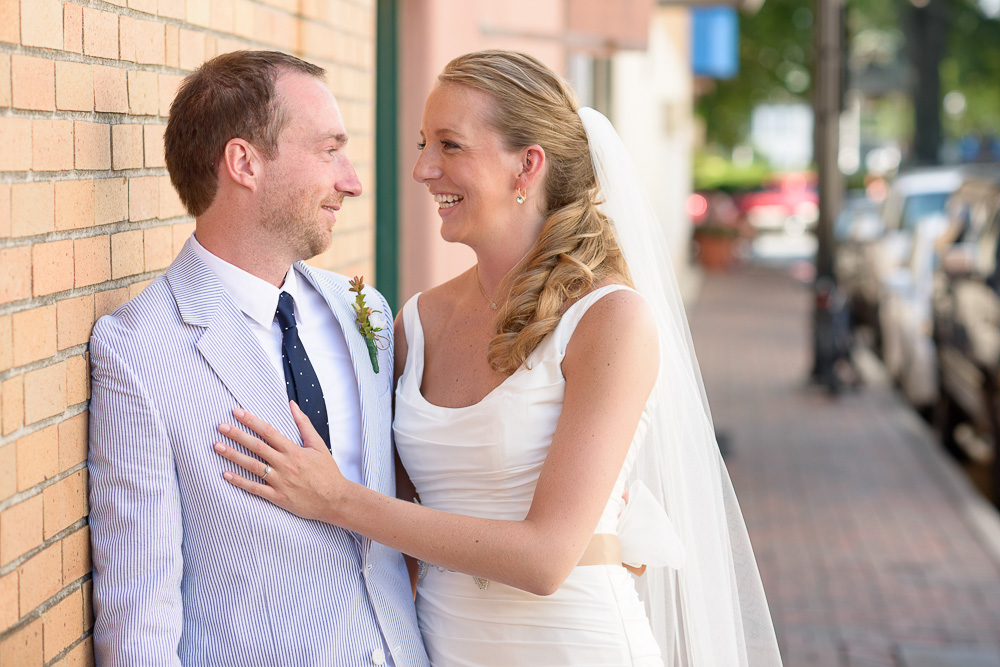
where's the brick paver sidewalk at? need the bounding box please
[689,266,1000,667]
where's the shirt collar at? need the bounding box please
[189,233,303,328]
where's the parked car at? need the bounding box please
[835,192,883,306]
[848,166,965,351]
[737,171,819,235]
[834,192,883,244]
[877,211,949,412]
[930,165,1000,498]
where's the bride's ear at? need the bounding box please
[515,145,546,194]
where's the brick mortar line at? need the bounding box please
[0,215,186,244]
[0,411,91,477]
[1,162,171,184]
[0,407,90,477]
[0,167,172,184]
[0,41,189,76]
[0,108,171,124]
[0,337,92,386]
[0,90,377,120]
[0,98,378,123]
[0,167,170,185]
[9,339,89,374]
[0,215,190,253]
[0,563,92,641]
[44,629,94,667]
[0,108,170,124]
[0,513,90,579]
[0,519,90,578]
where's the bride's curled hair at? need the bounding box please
[439,50,633,374]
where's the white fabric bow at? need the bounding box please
[617,481,686,570]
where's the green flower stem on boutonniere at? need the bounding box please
[348,276,389,373]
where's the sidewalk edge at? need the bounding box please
[855,345,1000,571]
[902,410,1000,571]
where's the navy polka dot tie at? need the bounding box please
[275,292,331,451]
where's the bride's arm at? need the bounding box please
[215,290,658,596]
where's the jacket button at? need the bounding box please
[371,648,386,665]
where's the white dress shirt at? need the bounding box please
[190,234,363,484]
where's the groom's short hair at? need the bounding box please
[164,50,326,218]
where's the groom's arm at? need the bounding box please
[88,324,183,667]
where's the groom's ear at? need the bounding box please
[222,138,262,191]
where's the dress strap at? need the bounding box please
[551,284,636,356]
[399,292,425,382]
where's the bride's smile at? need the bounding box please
[433,193,463,209]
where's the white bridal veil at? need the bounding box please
[579,107,783,666]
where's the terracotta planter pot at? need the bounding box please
[695,234,735,272]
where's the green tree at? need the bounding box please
[696,0,815,150]
[941,0,1000,141]
[698,0,1000,161]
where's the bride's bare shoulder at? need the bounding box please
[413,270,472,329]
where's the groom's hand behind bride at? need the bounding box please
[214,402,347,521]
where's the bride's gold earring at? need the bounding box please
[515,187,526,205]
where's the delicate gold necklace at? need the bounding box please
[474,264,498,310]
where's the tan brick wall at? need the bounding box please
[0,1,377,663]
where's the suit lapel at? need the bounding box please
[295,264,387,494]
[166,241,301,445]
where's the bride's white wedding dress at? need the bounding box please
[393,285,666,666]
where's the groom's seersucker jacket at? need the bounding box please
[87,239,428,667]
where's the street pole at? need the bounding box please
[811,0,845,389]
[903,0,947,165]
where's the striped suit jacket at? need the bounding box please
[88,240,428,667]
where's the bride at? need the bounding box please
[214,50,782,666]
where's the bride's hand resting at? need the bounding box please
[214,402,345,522]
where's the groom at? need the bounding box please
[88,51,427,666]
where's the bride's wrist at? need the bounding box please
[321,478,356,526]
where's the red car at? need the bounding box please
[738,172,819,235]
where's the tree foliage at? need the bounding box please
[697,0,1000,153]
[695,0,815,150]
[941,0,1000,137]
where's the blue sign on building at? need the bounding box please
[692,6,739,79]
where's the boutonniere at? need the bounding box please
[349,276,389,373]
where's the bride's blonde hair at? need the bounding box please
[439,50,633,374]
